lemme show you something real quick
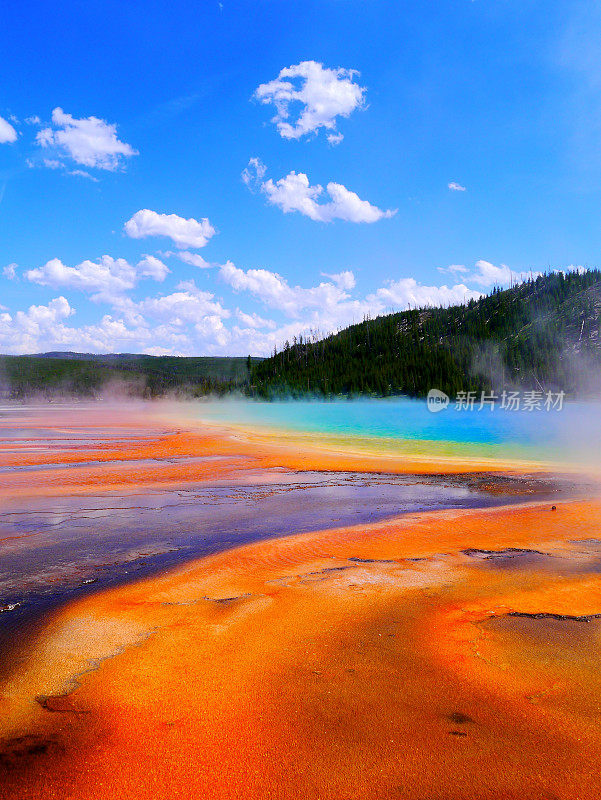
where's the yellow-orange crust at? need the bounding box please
[1,406,600,799]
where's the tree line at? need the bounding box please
[250,269,601,398]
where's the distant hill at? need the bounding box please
[251,270,601,398]
[4,270,601,401]
[0,353,262,399]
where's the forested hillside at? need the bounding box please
[251,270,601,398]
[3,271,600,400]
[0,354,260,399]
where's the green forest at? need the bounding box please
[0,353,259,399]
[251,269,601,399]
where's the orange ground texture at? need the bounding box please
[1,404,601,800]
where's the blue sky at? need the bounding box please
[0,0,599,355]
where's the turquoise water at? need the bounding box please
[193,397,601,463]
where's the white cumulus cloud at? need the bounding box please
[25,256,137,301]
[0,116,18,144]
[448,181,466,192]
[220,261,360,317]
[36,107,137,171]
[0,289,229,356]
[260,169,396,223]
[137,280,228,323]
[321,270,356,290]
[369,278,481,309]
[218,261,493,355]
[25,254,167,302]
[254,61,365,141]
[124,209,216,249]
[137,255,169,282]
[0,297,76,354]
[235,309,276,329]
[468,259,540,288]
[437,260,545,289]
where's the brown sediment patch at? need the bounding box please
[35,695,84,713]
[0,733,64,771]
[3,499,601,798]
[507,611,601,622]
[462,547,553,569]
